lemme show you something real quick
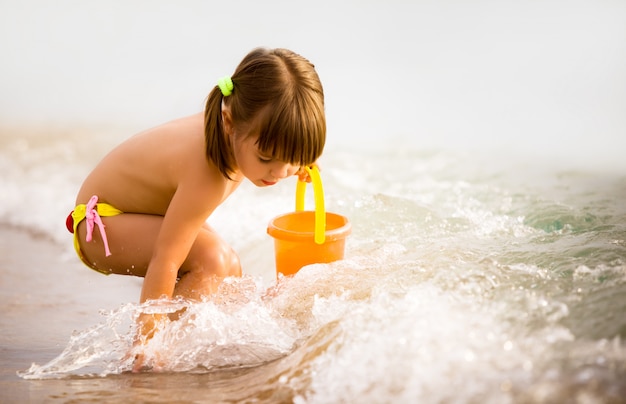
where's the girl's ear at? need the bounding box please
[221,102,234,136]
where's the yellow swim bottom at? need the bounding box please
[67,195,123,275]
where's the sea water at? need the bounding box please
[2,129,625,402]
[2,0,626,402]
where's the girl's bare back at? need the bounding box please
[76,113,239,214]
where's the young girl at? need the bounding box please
[66,47,325,367]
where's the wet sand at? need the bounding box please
[0,226,140,403]
[0,226,296,403]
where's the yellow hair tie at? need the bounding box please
[217,76,234,96]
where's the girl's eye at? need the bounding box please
[258,156,272,163]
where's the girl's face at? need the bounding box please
[232,133,300,187]
[223,102,300,186]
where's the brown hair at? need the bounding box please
[204,48,326,179]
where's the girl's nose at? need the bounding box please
[271,163,298,179]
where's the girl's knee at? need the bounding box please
[228,249,242,277]
[189,239,241,278]
[219,245,241,277]
[175,236,241,300]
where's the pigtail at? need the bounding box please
[204,86,235,180]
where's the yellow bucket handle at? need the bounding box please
[295,166,325,244]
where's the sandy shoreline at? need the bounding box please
[0,225,141,403]
[0,226,299,402]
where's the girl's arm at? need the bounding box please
[135,172,225,340]
[141,184,220,301]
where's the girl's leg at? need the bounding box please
[76,213,160,276]
[173,225,242,300]
[76,213,241,299]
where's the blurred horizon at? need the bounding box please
[1,0,625,169]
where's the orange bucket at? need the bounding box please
[267,166,351,277]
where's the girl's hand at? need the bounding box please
[296,163,320,183]
[128,313,167,372]
[131,350,148,373]
[121,339,149,373]
[130,347,165,373]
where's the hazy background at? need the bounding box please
[1,0,625,169]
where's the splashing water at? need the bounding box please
[6,136,626,402]
[19,245,626,402]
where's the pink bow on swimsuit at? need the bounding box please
[85,195,112,257]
